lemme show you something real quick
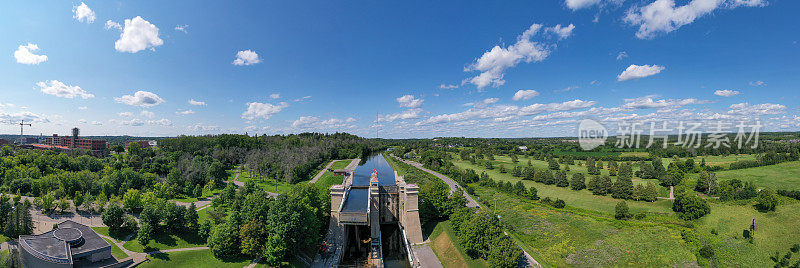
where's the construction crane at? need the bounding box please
[4,120,32,144]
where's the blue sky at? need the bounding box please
[1,0,798,138]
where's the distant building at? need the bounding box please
[518,146,528,151]
[18,220,113,267]
[16,137,39,145]
[45,134,107,153]
[0,138,9,146]
[124,140,158,150]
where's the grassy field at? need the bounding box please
[472,186,698,267]
[92,227,133,241]
[451,158,674,216]
[139,249,262,268]
[102,237,129,259]
[236,169,294,194]
[123,229,206,253]
[310,159,351,192]
[425,220,488,268]
[695,200,800,267]
[707,161,800,190]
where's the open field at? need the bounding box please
[695,200,800,267]
[310,159,351,191]
[471,186,698,267]
[123,230,206,253]
[705,161,800,190]
[139,249,262,268]
[451,158,674,215]
[102,237,129,259]
[426,220,488,268]
[236,169,294,194]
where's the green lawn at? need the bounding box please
[695,200,800,267]
[172,188,223,203]
[472,186,698,267]
[313,171,344,192]
[330,159,352,170]
[708,161,800,190]
[0,234,9,243]
[139,249,258,268]
[236,169,294,194]
[92,227,133,241]
[102,237,129,259]
[1,249,7,261]
[123,230,207,253]
[452,158,675,216]
[426,220,488,268]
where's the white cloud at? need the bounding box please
[241,102,289,120]
[624,0,767,39]
[175,24,188,33]
[140,110,155,118]
[749,80,766,86]
[115,91,165,107]
[378,108,424,122]
[546,24,576,40]
[114,16,164,53]
[292,116,319,128]
[616,51,628,60]
[417,99,596,125]
[474,98,499,108]
[78,106,88,110]
[622,96,707,109]
[728,102,785,115]
[291,116,358,130]
[617,64,665,81]
[148,119,172,126]
[78,119,88,124]
[37,80,94,99]
[0,111,49,123]
[118,112,134,117]
[176,110,195,115]
[189,123,220,132]
[397,95,424,108]
[188,99,206,106]
[91,121,102,126]
[294,96,312,102]
[119,119,145,126]
[439,84,459,89]
[72,2,95,23]
[466,23,567,89]
[105,20,122,31]
[14,44,48,65]
[555,86,578,93]
[565,0,603,10]
[714,89,740,97]
[513,90,540,101]
[269,93,281,99]
[232,50,261,66]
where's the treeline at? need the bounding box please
[450,208,523,268]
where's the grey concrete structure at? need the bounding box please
[17,220,112,268]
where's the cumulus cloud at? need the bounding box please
[617,64,665,81]
[621,96,707,109]
[728,102,785,115]
[378,108,424,122]
[176,110,195,115]
[269,93,280,99]
[114,16,164,53]
[105,20,122,31]
[115,91,165,107]
[397,95,424,108]
[188,99,206,106]
[466,23,573,89]
[140,110,155,118]
[417,99,595,125]
[714,89,740,97]
[513,90,540,101]
[78,106,88,110]
[0,111,49,123]
[232,50,261,66]
[565,0,603,10]
[148,119,172,126]
[749,80,766,86]
[241,102,289,120]
[37,80,94,99]
[624,0,767,39]
[291,116,358,130]
[439,84,459,90]
[14,44,48,65]
[175,24,188,33]
[616,51,628,60]
[118,112,134,117]
[547,24,576,40]
[73,2,95,23]
[294,96,312,102]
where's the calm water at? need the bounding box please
[341,154,395,213]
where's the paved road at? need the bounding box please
[411,244,443,268]
[390,155,480,208]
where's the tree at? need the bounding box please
[208,217,241,259]
[193,184,203,198]
[527,186,539,200]
[498,165,507,173]
[591,176,613,196]
[756,188,778,212]
[695,171,717,194]
[487,235,522,268]
[122,189,143,212]
[198,219,213,240]
[102,204,125,231]
[615,201,630,219]
[239,219,267,257]
[140,205,162,229]
[547,156,560,170]
[73,192,84,211]
[672,192,710,220]
[58,198,71,212]
[185,203,199,231]
[570,173,586,191]
[163,204,186,232]
[612,177,634,199]
[555,170,569,187]
[138,222,153,247]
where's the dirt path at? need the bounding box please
[310,160,338,183]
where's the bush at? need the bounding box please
[672,192,710,220]
[756,188,778,212]
[615,201,630,220]
[792,244,800,253]
[553,199,565,208]
[710,229,718,235]
[743,229,751,239]
[634,212,646,220]
[699,245,715,259]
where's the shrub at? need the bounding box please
[553,199,565,208]
[699,245,715,259]
[710,229,718,235]
[791,244,800,253]
[634,212,646,220]
[743,229,751,239]
[615,201,630,220]
[756,188,778,212]
[672,192,710,220]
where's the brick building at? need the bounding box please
[45,134,107,153]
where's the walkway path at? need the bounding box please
[411,244,443,268]
[146,246,210,254]
[309,160,338,183]
[657,186,675,200]
[390,155,480,208]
